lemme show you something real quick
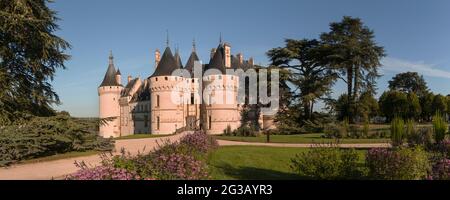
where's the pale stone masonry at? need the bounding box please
[98,40,275,138]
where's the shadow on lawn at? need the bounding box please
[213,163,308,180]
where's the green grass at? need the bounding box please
[21,151,99,164]
[208,146,366,180]
[115,133,174,140]
[214,133,390,144]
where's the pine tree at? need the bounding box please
[0,0,70,123]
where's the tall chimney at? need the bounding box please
[155,49,161,66]
[224,43,231,68]
[249,57,254,66]
[127,75,132,83]
[237,53,243,65]
[210,48,216,59]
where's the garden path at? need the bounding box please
[217,140,391,148]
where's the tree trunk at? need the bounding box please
[347,66,353,122]
[353,64,359,122]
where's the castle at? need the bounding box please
[98,40,275,138]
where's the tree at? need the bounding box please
[267,39,337,124]
[379,90,408,121]
[388,72,428,96]
[321,16,385,122]
[432,94,447,115]
[447,95,450,120]
[334,94,350,121]
[0,0,70,124]
[357,91,379,121]
[406,92,421,120]
[419,92,435,122]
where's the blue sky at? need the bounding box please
[50,0,450,117]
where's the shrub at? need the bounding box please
[405,119,415,139]
[67,131,217,180]
[0,113,114,166]
[179,131,218,154]
[223,125,233,136]
[66,159,141,180]
[232,126,259,137]
[152,153,209,180]
[436,139,450,158]
[363,121,370,138]
[430,159,450,180]
[366,147,430,180]
[290,146,362,180]
[66,165,140,180]
[390,117,405,146]
[433,112,448,143]
[407,127,433,148]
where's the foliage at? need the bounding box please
[66,159,141,180]
[0,0,71,123]
[388,72,429,96]
[267,39,337,123]
[321,16,385,122]
[390,117,405,147]
[67,131,217,180]
[432,95,448,115]
[406,93,422,120]
[432,112,448,143]
[227,125,260,137]
[407,127,434,148]
[178,131,218,155]
[379,90,408,121]
[0,113,114,166]
[430,159,450,180]
[290,146,362,179]
[366,147,431,180]
[420,92,435,122]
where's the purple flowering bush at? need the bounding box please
[179,131,218,154]
[366,147,430,180]
[67,131,217,180]
[152,153,209,180]
[66,160,141,180]
[430,159,450,180]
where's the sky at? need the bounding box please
[49,0,450,117]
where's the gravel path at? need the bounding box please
[0,133,390,180]
[217,140,391,148]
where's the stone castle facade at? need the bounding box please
[98,40,275,138]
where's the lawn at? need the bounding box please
[114,133,174,140]
[208,146,367,180]
[214,133,390,144]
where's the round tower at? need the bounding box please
[98,52,123,138]
[203,43,240,134]
[149,46,184,135]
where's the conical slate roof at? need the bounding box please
[185,51,200,74]
[99,53,121,87]
[205,44,226,74]
[174,50,183,69]
[151,47,178,77]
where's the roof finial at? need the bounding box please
[192,38,196,52]
[219,32,223,44]
[166,29,169,47]
[109,50,114,65]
